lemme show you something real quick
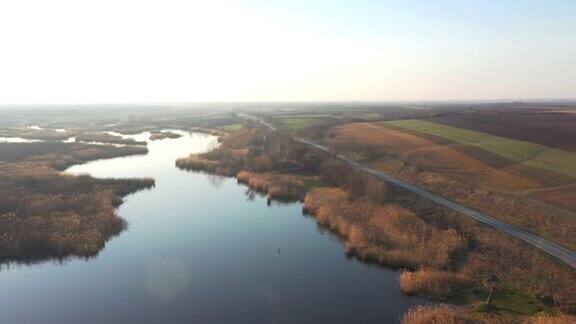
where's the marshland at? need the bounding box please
[0,107,429,323]
[1,104,575,323]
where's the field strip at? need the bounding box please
[384,120,576,177]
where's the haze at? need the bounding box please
[0,0,574,104]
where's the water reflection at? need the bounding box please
[146,258,192,301]
[206,174,226,189]
[0,136,43,143]
[0,130,429,323]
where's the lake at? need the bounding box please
[0,131,428,323]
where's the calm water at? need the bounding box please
[0,131,428,323]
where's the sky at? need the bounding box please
[0,0,574,104]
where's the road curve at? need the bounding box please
[239,113,576,270]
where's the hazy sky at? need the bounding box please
[0,0,574,104]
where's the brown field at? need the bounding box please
[329,122,541,191]
[427,110,576,153]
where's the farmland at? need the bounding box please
[384,119,576,178]
[217,123,243,131]
[328,122,540,190]
[268,109,383,133]
[278,116,319,131]
[427,109,576,152]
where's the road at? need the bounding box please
[239,113,576,270]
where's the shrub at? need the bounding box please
[236,171,307,201]
[402,305,480,324]
[400,268,472,300]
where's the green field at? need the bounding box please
[271,109,382,122]
[277,110,382,132]
[218,123,243,131]
[279,117,318,131]
[384,119,576,177]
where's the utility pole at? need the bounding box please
[548,275,558,309]
[484,274,498,309]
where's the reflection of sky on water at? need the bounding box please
[67,131,218,178]
[0,137,43,143]
[0,130,429,323]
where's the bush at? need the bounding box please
[400,268,472,300]
[236,171,307,201]
[402,305,480,324]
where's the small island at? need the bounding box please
[149,131,182,141]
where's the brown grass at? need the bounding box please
[406,195,576,313]
[306,158,576,313]
[402,305,481,324]
[304,188,466,269]
[400,268,473,300]
[527,315,576,323]
[531,185,576,212]
[374,158,576,250]
[328,122,576,250]
[0,142,148,170]
[402,304,576,323]
[176,154,224,173]
[236,171,307,201]
[0,142,154,264]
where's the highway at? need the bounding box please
[239,113,576,270]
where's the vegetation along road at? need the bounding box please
[240,113,576,270]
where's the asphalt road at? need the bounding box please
[239,113,576,270]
